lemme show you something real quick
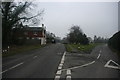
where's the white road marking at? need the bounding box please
[33,56,37,59]
[62,56,65,58]
[0,62,24,74]
[104,60,111,67]
[54,51,66,80]
[58,66,62,70]
[105,44,108,46]
[67,69,71,75]
[56,70,62,75]
[10,62,23,69]
[105,65,120,69]
[99,50,102,53]
[59,63,63,67]
[60,60,64,64]
[97,53,101,59]
[0,69,8,74]
[62,61,95,71]
[58,53,62,55]
[111,60,120,66]
[62,58,64,61]
[104,60,120,70]
[66,76,71,80]
[63,51,66,56]
[54,76,60,80]
[78,54,83,56]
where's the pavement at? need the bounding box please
[1,43,120,79]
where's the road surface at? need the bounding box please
[57,44,120,79]
[2,43,120,79]
[2,43,65,78]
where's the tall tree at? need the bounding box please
[67,25,89,45]
[1,1,44,47]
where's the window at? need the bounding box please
[34,32,37,36]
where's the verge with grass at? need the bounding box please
[2,44,47,57]
[65,43,100,53]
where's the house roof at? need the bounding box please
[25,27,45,31]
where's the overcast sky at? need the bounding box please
[33,2,118,39]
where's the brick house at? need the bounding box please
[12,24,46,45]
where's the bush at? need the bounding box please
[108,31,120,51]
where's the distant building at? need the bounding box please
[13,24,46,45]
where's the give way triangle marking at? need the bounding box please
[104,59,120,70]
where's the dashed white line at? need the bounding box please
[56,70,62,75]
[97,53,101,59]
[59,63,63,67]
[62,56,65,58]
[60,60,64,64]
[54,76,60,80]
[67,69,71,75]
[0,62,24,74]
[66,76,71,80]
[33,56,37,59]
[58,66,62,70]
[62,58,64,61]
[54,51,66,80]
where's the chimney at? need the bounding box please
[42,24,44,27]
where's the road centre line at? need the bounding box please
[62,58,64,61]
[33,56,37,59]
[0,62,24,74]
[97,53,101,59]
[62,56,65,58]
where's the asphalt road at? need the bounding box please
[2,43,120,79]
[59,44,120,79]
[2,43,65,78]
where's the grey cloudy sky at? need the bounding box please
[33,2,118,39]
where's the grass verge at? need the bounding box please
[65,43,100,53]
[2,44,47,57]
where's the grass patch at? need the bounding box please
[65,43,100,53]
[2,44,46,57]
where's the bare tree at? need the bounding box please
[1,1,44,47]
